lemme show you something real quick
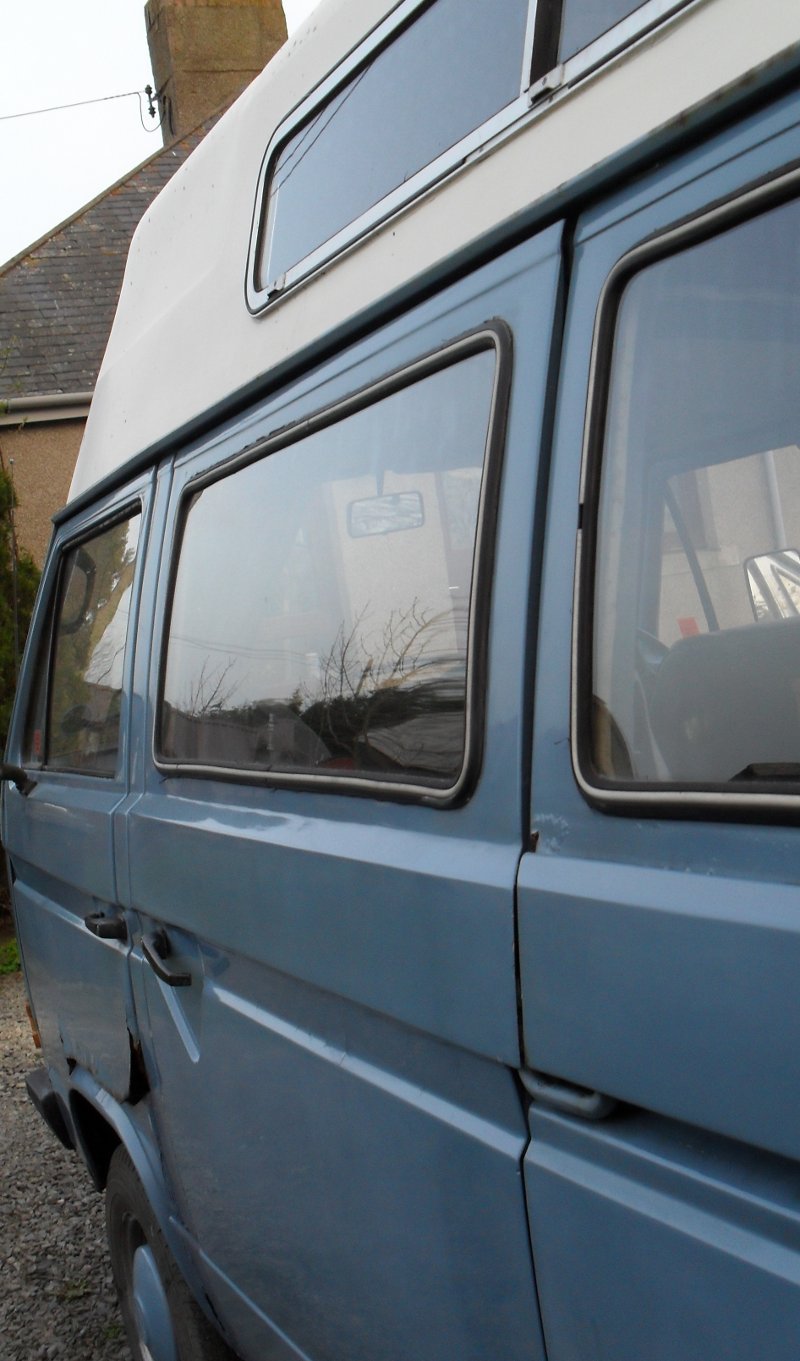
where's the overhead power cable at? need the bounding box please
[0,87,159,125]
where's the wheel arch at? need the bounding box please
[70,1090,122,1191]
[66,1068,229,1349]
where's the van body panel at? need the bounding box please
[11,879,131,1099]
[4,474,154,1101]
[525,1108,800,1361]
[115,230,562,1361]
[515,70,800,1361]
[136,935,544,1360]
[127,225,564,1035]
[519,853,800,1159]
[130,798,521,1060]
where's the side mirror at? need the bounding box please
[745,549,800,621]
[347,491,424,538]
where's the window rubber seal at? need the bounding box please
[572,158,800,821]
[153,320,513,808]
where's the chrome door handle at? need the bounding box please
[141,930,191,988]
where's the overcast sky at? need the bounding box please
[0,0,318,268]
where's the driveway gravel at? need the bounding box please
[0,968,132,1361]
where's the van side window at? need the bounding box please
[585,196,800,794]
[159,347,499,791]
[558,0,649,60]
[255,0,529,293]
[24,513,141,776]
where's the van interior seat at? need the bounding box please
[648,615,800,783]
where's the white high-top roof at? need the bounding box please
[71,0,800,499]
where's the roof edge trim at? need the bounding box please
[0,393,93,427]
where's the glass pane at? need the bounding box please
[46,515,141,774]
[259,0,529,286]
[559,0,643,60]
[591,198,800,788]
[161,350,497,787]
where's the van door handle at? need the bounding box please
[1,763,37,796]
[520,1069,616,1121]
[84,912,128,942]
[141,930,191,988]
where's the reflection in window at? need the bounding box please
[590,198,800,790]
[36,515,141,775]
[558,0,643,60]
[258,0,529,288]
[160,350,498,789]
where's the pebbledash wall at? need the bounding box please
[0,0,287,567]
[0,416,86,570]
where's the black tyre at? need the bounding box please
[105,1145,240,1361]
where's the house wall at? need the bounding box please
[0,420,84,567]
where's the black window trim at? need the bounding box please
[29,498,143,781]
[154,321,513,806]
[572,160,800,821]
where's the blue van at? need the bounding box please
[6,1,800,1358]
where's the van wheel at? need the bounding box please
[105,1146,239,1361]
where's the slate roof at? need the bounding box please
[0,117,217,401]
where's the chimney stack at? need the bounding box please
[145,0,288,142]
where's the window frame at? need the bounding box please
[573,162,800,820]
[542,0,692,92]
[245,0,696,315]
[154,323,512,805]
[25,500,143,780]
[246,0,536,314]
